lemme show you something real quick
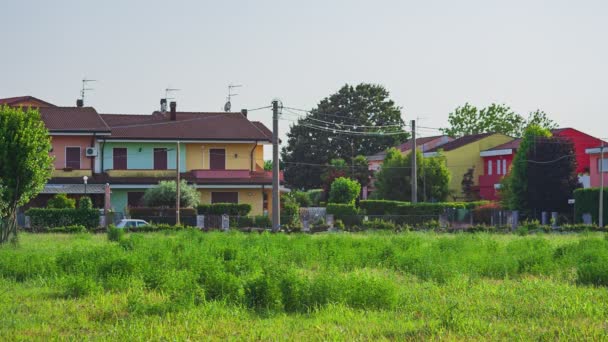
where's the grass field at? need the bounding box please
[2,231,608,340]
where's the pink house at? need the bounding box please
[586,146,608,188]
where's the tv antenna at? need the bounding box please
[224,84,242,112]
[165,87,181,100]
[80,78,97,104]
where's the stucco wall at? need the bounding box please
[185,143,264,171]
[50,135,93,170]
[198,188,268,215]
[102,142,186,171]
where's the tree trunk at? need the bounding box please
[0,207,18,244]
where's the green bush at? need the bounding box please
[306,189,325,206]
[359,200,404,215]
[27,208,99,229]
[574,187,608,225]
[363,219,397,231]
[107,225,124,241]
[143,180,200,208]
[78,196,93,209]
[254,215,272,228]
[281,194,300,227]
[328,177,361,204]
[62,275,102,298]
[291,191,312,207]
[326,203,360,227]
[129,207,197,217]
[49,225,87,233]
[360,200,485,217]
[197,203,251,216]
[46,193,75,209]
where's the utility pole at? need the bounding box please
[272,101,280,232]
[411,120,417,203]
[176,142,181,226]
[600,141,605,227]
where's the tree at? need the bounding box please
[321,158,348,194]
[461,168,479,201]
[328,177,361,204]
[47,193,76,209]
[0,105,53,243]
[374,148,450,202]
[263,160,272,171]
[442,103,557,138]
[142,180,200,208]
[281,83,409,190]
[500,125,552,212]
[352,155,372,188]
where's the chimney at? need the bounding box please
[241,109,248,118]
[160,98,167,113]
[170,101,177,121]
[76,99,84,107]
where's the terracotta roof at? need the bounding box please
[367,135,448,160]
[39,107,111,133]
[0,96,56,107]
[100,111,272,141]
[425,133,495,153]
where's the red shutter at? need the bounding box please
[65,147,81,169]
[113,148,127,170]
[209,149,226,170]
[154,148,168,170]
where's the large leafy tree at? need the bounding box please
[281,83,409,190]
[0,105,53,243]
[442,103,557,138]
[143,180,200,208]
[374,148,450,202]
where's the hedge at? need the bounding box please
[27,208,99,229]
[359,200,489,216]
[129,207,197,217]
[197,203,252,216]
[574,188,608,225]
[326,203,360,227]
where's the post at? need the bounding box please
[272,101,280,232]
[411,120,417,203]
[176,142,181,226]
[350,140,354,178]
[600,141,605,227]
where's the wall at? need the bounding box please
[589,154,608,188]
[443,134,512,200]
[110,189,129,214]
[50,135,93,170]
[102,142,186,171]
[198,188,267,215]
[555,129,603,174]
[479,154,514,200]
[185,143,264,171]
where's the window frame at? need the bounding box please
[65,146,81,170]
[113,147,128,170]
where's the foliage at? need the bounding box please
[49,225,87,234]
[326,203,360,227]
[352,155,372,187]
[472,202,502,225]
[500,125,552,211]
[441,103,557,138]
[27,208,99,229]
[328,177,361,204]
[374,148,450,202]
[263,160,273,171]
[281,83,409,190]
[306,189,325,206]
[78,196,93,209]
[129,207,198,217]
[107,225,124,242]
[461,167,479,201]
[47,193,76,209]
[359,199,488,216]
[574,187,608,225]
[0,105,53,243]
[362,219,397,231]
[321,158,349,193]
[291,190,312,207]
[281,193,300,227]
[196,203,251,216]
[143,180,200,208]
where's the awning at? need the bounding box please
[41,184,106,194]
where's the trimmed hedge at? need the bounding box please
[197,203,252,216]
[574,188,608,225]
[27,208,99,229]
[326,203,360,227]
[359,200,490,216]
[129,207,197,217]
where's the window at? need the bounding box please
[496,160,501,175]
[209,149,226,170]
[487,160,492,175]
[503,159,507,175]
[113,148,128,170]
[599,158,608,173]
[211,192,238,204]
[153,148,168,170]
[65,147,81,169]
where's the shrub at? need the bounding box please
[107,225,124,241]
[62,275,101,298]
[49,225,87,233]
[359,200,404,215]
[335,219,345,231]
[326,203,360,227]
[129,207,197,218]
[46,193,75,209]
[306,189,325,206]
[328,177,361,204]
[27,208,99,229]
[197,203,251,216]
[281,194,300,227]
[472,202,501,224]
[574,187,608,225]
[363,219,397,231]
[254,215,272,228]
[143,180,200,208]
[291,191,312,207]
[78,196,93,209]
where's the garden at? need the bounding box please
[2,231,608,339]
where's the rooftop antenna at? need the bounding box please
[79,78,97,105]
[165,87,180,101]
[224,84,242,112]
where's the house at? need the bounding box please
[423,133,513,201]
[365,135,452,198]
[97,102,278,216]
[585,145,608,188]
[479,128,605,200]
[0,95,56,108]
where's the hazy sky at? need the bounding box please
[2,0,607,154]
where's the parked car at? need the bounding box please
[116,219,149,229]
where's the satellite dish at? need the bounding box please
[224,101,231,112]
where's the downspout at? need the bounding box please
[101,137,106,174]
[91,133,96,172]
[250,140,258,171]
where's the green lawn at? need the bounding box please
[1,231,608,340]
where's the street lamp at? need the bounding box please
[83,175,88,195]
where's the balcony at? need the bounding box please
[191,169,283,181]
[106,169,177,178]
[52,169,93,178]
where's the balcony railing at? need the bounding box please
[192,169,283,180]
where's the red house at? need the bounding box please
[479,128,605,200]
[586,146,608,188]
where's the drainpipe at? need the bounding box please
[91,133,96,172]
[250,140,258,171]
[101,138,106,174]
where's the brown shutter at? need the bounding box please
[113,148,127,170]
[154,148,168,170]
[211,192,238,204]
[209,149,226,170]
[65,147,81,169]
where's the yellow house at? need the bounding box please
[423,133,512,201]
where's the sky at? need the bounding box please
[2,0,607,156]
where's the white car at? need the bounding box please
[116,219,149,229]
